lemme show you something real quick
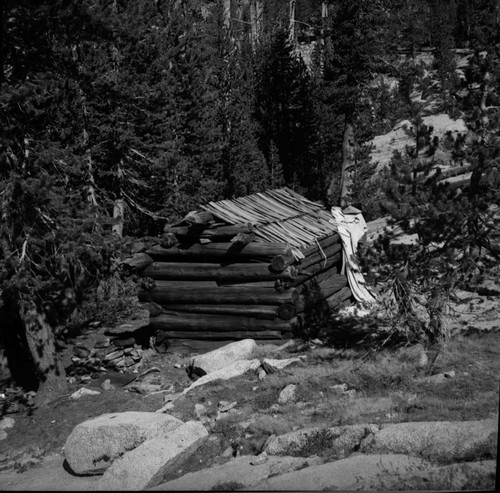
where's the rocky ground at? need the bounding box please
[0,286,498,491]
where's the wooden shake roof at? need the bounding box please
[201,188,337,258]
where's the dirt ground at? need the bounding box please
[0,290,499,491]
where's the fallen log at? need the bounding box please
[148,311,299,332]
[138,284,300,305]
[150,303,297,321]
[142,262,297,282]
[145,242,292,262]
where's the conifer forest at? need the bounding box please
[0,0,499,401]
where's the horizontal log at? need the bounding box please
[297,273,348,307]
[272,233,341,270]
[166,223,253,242]
[217,280,277,288]
[121,253,154,271]
[298,243,342,271]
[149,303,296,320]
[325,286,352,310]
[142,262,297,282]
[145,242,292,261]
[139,284,300,305]
[293,252,341,284]
[158,330,284,340]
[270,253,296,272]
[149,312,300,332]
[301,233,341,258]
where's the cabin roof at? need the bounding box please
[201,188,337,256]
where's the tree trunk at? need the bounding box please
[289,0,296,45]
[0,0,5,84]
[112,198,125,238]
[223,0,231,29]
[338,111,355,208]
[19,300,67,406]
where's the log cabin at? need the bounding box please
[124,188,352,353]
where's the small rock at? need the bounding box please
[258,369,267,380]
[331,383,348,394]
[262,357,304,372]
[94,336,110,349]
[195,404,208,422]
[124,347,134,354]
[70,388,101,400]
[218,401,238,413]
[124,356,135,367]
[0,417,15,430]
[174,363,182,369]
[127,382,162,394]
[444,370,456,378]
[221,446,234,458]
[105,349,125,362]
[73,345,91,359]
[345,389,356,398]
[0,430,7,441]
[278,384,297,404]
[101,379,115,391]
[71,356,82,364]
[191,339,257,375]
[114,337,136,348]
[80,375,92,383]
[88,321,101,328]
[250,452,268,466]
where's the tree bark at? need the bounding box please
[19,300,67,406]
[112,199,125,238]
[289,0,296,45]
[338,110,355,208]
[223,0,231,29]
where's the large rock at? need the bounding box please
[249,453,432,491]
[64,412,183,475]
[265,424,378,458]
[191,339,257,374]
[98,421,208,490]
[183,359,261,394]
[148,455,324,491]
[349,460,496,491]
[360,418,498,462]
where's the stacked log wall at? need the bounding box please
[127,213,352,348]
